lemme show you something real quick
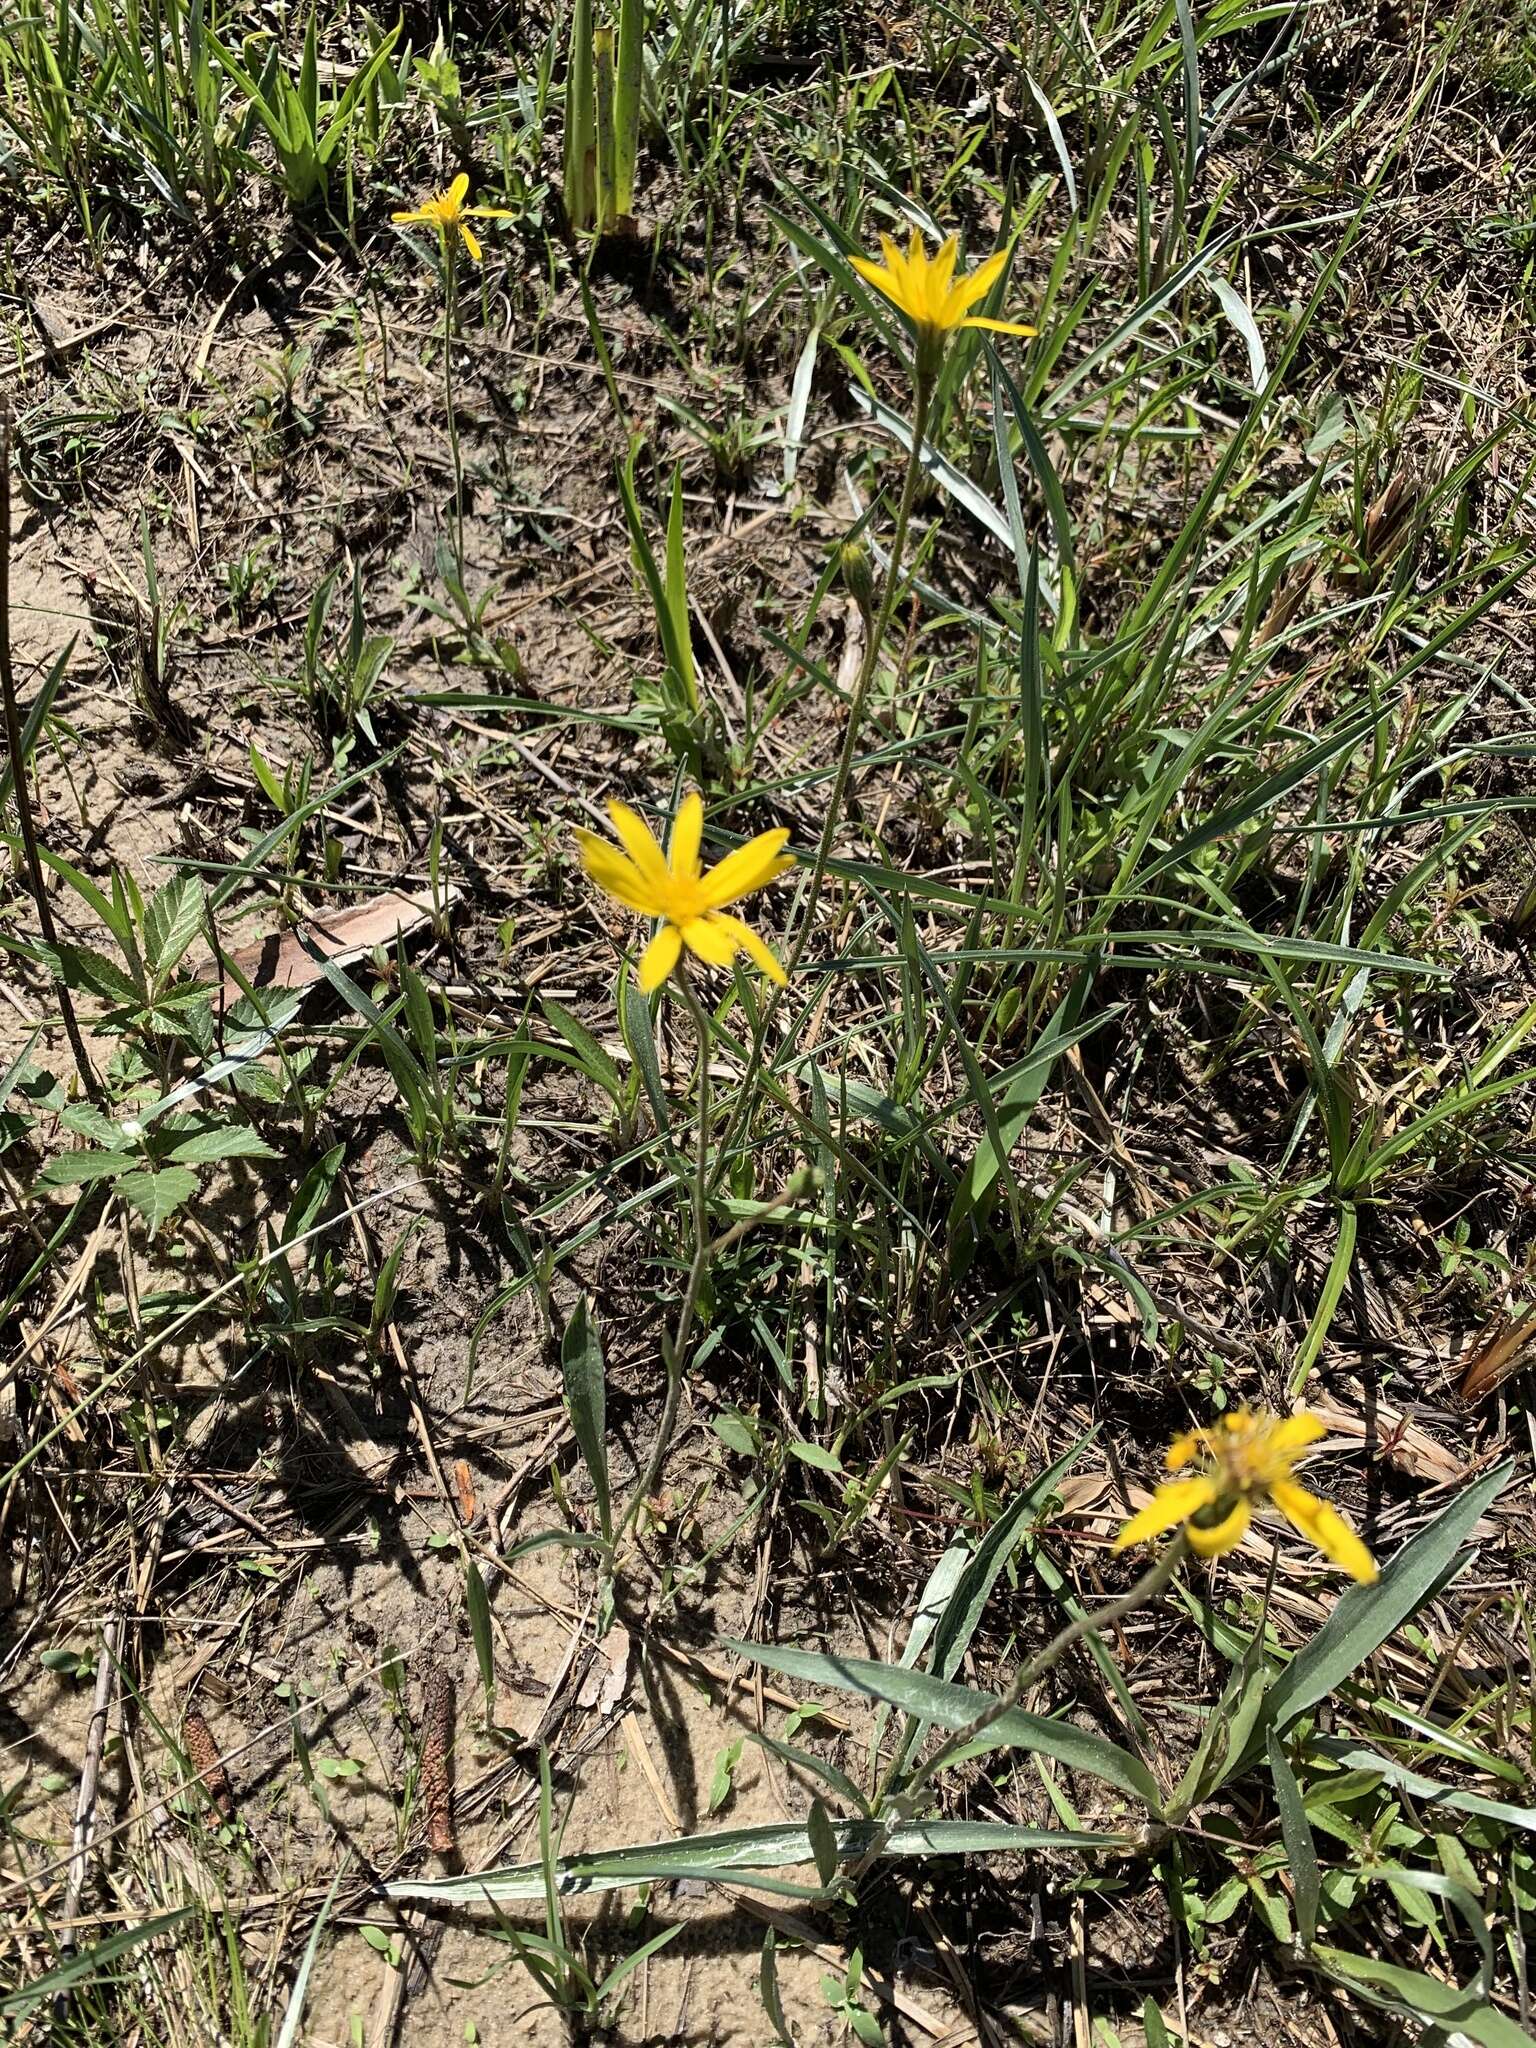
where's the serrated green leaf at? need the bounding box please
[58,1103,124,1147]
[117,1166,198,1234]
[38,1150,140,1187]
[51,943,143,1006]
[163,1124,278,1167]
[144,875,205,982]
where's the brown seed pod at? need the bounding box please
[183,1706,235,1822]
[420,1667,455,1857]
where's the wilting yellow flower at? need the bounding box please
[576,792,793,993]
[851,230,1036,375]
[1116,1409,1377,1583]
[392,172,512,260]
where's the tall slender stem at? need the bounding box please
[708,370,932,1189]
[0,411,101,1105]
[613,968,713,1553]
[442,240,466,581]
[779,369,932,986]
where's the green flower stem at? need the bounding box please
[706,366,933,1192]
[854,1532,1188,1874]
[442,235,466,581]
[612,966,713,1556]
[779,365,933,986]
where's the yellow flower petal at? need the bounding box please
[638,922,683,992]
[1266,1413,1328,1463]
[851,255,912,315]
[1271,1479,1377,1584]
[669,791,704,882]
[1186,1496,1251,1558]
[458,220,483,261]
[1166,1429,1205,1471]
[698,827,792,910]
[680,914,739,968]
[606,800,670,889]
[1114,1475,1218,1550]
[947,244,1010,316]
[574,832,657,914]
[445,172,470,209]
[711,912,787,985]
[392,207,432,225]
[929,235,958,303]
[465,205,516,220]
[959,315,1038,338]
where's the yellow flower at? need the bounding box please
[1115,1409,1377,1583]
[851,230,1036,375]
[391,172,512,261]
[575,792,793,993]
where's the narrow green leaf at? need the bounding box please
[1249,1463,1514,1767]
[0,1907,195,2021]
[384,1816,1125,1905]
[664,465,696,712]
[806,1796,838,1887]
[612,0,644,214]
[465,1559,495,1715]
[543,998,623,1105]
[560,1295,612,1541]
[1311,1947,1535,2046]
[1267,1730,1319,1949]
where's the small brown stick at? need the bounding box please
[182,1705,236,1823]
[54,1614,123,2017]
[419,1667,455,1858]
[0,407,101,1104]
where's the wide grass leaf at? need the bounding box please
[1240,1462,1514,1772]
[722,1640,1163,1813]
[1312,1947,1536,2046]
[383,1817,1125,1905]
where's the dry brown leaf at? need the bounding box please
[1458,1305,1536,1406]
[1306,1396,1464,1485]
[215,886,452,1002]
[453,1458,476,1524]
[576,1624,631,1718]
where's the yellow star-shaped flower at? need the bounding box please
[391,173,512,261]
[1115,1409,1377,1582]
[575,792,794,993]
[851,230,1036,375]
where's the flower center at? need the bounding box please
[661,876,707,924]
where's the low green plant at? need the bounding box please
[209,12,400,210]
